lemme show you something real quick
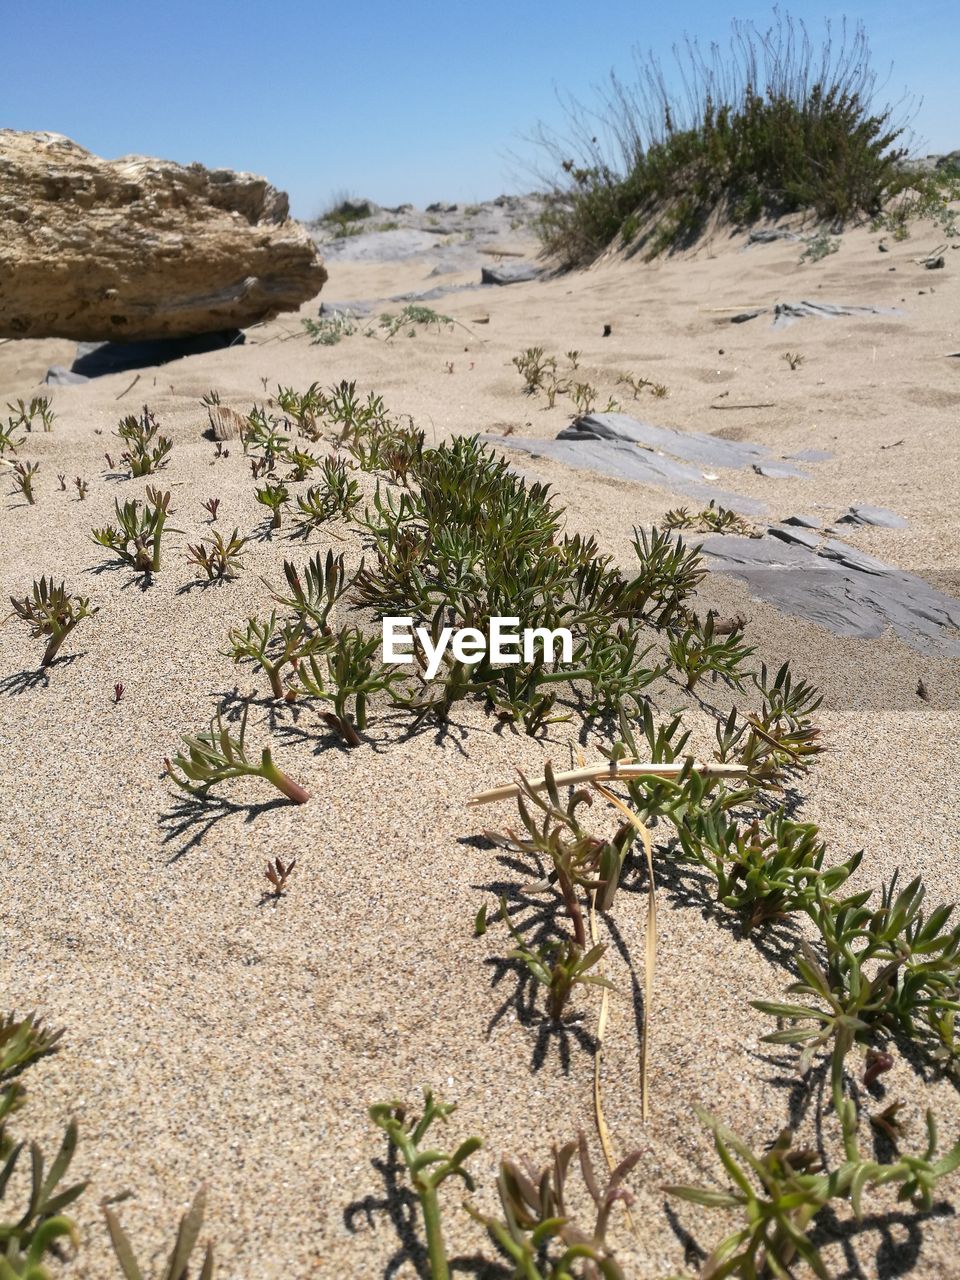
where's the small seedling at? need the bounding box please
[114,682,125,704]
[225,611,322,699]
[512,347,556,393]
[570,382,597,415]
[0,419,25,455]
[668,611,755,690]
[283,446,322,481]
[104,452,115,470]
[296,625,401,746]
[8,577,99,667]
[782,351,805,370]
[116,406,172,476]
[74,476,88,501]
[294,458,361,527]
[186,529,248,582]
[468,1132,639,1278]
[369,1091,480,1280]
[57,473,67,491]
[165,702,309,804]
[255,480,289,530]
[265,855,296,897]
[105,1184,215,1280]
[7,395,55,432]
[91,487,177,579]
[12,460,39,504]
[202,497,220,522]
[498,895,613,1021]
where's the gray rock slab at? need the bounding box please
[702,533,960,653]
[786,448,834,462]
[44,365,88,385]
[837,504,908,529]
[480,262,542,285]
[319,299,374,317]
[768,524,821,549]
[782,514,823,528]
[487,435,766,515]
[752,461,807,479]
[771,300,902,328]
[560,412,805,474]
[745,228,801,245]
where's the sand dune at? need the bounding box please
[2,209,959,1278]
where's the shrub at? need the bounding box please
[533,13,915,265]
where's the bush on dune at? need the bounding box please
[534,11,926,265]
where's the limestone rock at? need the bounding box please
[0,131,327,341]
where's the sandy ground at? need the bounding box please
[2,210,960,1279]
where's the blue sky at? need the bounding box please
[3,1,955,219]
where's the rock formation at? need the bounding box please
[0,131,327,341]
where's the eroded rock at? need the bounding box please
[0,131,327,340]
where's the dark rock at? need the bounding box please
[837,505,908,529]
[480,262,542,285]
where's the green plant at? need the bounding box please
[534,14,912,266]
[570,382,597,415]
[265,550,350,633]
[8,577,99,667]
[302,312,358,346]
[255,481,289,530]
[468,1132,639,1280]
[283,446,322,482]
[116,407,172,477]
[378,304,453,339]
[165,702,309,804]
[677,806,862,930]
[186,529,247,582]
[0,1012,86,1279]
[663,501,754,536]
[800,230,840,262]
[668,611,756,691]
[667,1098,960,1279]
[294,458,361,527]
[513,347,557,393]
[782,350,805,369]
[202,498,220,522]
[368,1091,480,1280]
[7,396,55,433]
[755,873,960,1074]
[225,612,320,701]
[0,419,25,456]
[74,477,88,501]
[499,896,613,1022]
[91,487,177,579]
[295,625,402,746]
[105,1185,215,1280]
[11,461,39,504]
[244,407,290,460]
[625,526,706,626]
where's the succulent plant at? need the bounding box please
[8,577,99,667]
[165,703,309,804]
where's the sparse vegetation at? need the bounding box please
[11,460,39,504]
[116,406,172,477]
[534,14,920,265]
[91,487,177,579]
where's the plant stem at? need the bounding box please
[416,1181,450,1280]
[261,750,310,803]
[41,630,67,667]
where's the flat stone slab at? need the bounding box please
[731,301,902,328]
[480,262,542,285]
[559,413,808,474]
[490,434,767,515]
[837,504,908,529]
[702,531,960,653]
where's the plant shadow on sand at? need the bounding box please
[343,1139,511,1280]
[159,789,290,861]
[467,841,599,1074]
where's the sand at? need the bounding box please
[2,210,960,1279]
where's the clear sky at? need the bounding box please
[2,1,956,219]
